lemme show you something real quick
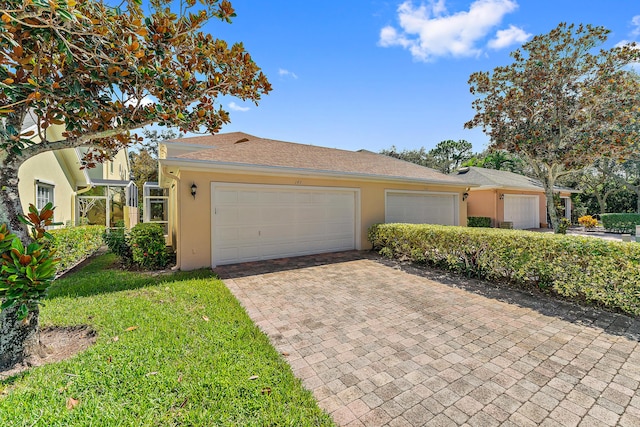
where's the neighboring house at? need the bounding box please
[18,114,138,228]
[454,166,579,229]
[155,132,472,270]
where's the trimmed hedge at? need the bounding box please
[49,225,105,273]
[467,216,491,227]
[601,213,640,234]
[368,223,640,316]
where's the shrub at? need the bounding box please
[368,223,640,316]
[578,215,598,229]
[103,220,132,265]
[50,225,105,273]
[1,204,59,320]
[467,216,492,227]
[557,218,571,234]
[129,223,168,269]
[601,213,640,234]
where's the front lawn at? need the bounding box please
[0,253,334,426]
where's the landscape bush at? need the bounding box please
[467,216,492,227]
[557,218,571,234]
[128,223,168,269]
[103,220,132,265]
[578,215,598,229]
[50,225,105,273]
[601,213,640,234]
[368,223,640,316]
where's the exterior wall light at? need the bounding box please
[191,183,197,199]
[499,193,504,200]
[462,192,469,201]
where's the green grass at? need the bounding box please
[0,253,334,426]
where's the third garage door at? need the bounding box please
[503,195,540,229]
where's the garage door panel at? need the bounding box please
[213,185,357,266]
[216,189,239,204]
[261,207,291,224]
[297,207,325,222]
[386,192,457,226]
[504,195,539,229]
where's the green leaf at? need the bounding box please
[0,299,15,310]
[17,303,28,320]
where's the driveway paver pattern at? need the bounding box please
[217,252,640,427]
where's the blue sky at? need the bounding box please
[201,0,640,154]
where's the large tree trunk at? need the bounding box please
[595,191,607,215]
[0,150,43,369]
[544,184,560,233]
[0,305,42,370]
[0,150,30,242]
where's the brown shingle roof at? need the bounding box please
[455,167,579,193]
[164,133,469,186]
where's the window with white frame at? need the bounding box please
[35,181,54,210]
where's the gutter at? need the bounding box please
[159,157,478,188]
[469,185,581,194]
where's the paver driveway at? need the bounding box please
[217,252,640,427]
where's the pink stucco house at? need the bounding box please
[454,167,579,229]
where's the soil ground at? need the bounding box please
[0,325,96,380]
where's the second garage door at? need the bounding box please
[212,184,358,266]
[385,191,458,226]
[503,195,540,229]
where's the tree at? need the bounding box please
[0,0,271,368]
[428,139,472,174]
[617,157,640,213]
[129,129,180,214]
[577,158,625,215]
[463,149,527,174]
[380,139,472,173]
[379,145,433,167]
[465,23,640,232]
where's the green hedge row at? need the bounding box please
[368,223,640,316]
[601,213,640,234]
[49,225,105,274]
[467,216,492,227]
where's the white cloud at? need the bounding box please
[631,15,640,36]
[125,95,154,108]
[278,68,298,79]
[615,40,640,70]
[379,0,520,61]
[228,101,250,112]
[488,24,531,49]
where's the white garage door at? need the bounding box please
[212,184,357,266]
[386,191,458,226]
[504,195,540,229]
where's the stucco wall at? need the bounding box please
[467,189,572,228]
[18,151,75,224]
[466,190,499,227]
[167,169,468,270]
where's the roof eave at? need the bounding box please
[470,184,580,193]
[159,157,476,188]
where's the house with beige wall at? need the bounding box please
[18,115,137,227]
[157,132,473,270]
[454,166,578,229]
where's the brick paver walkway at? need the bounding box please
[217,252,640,426]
